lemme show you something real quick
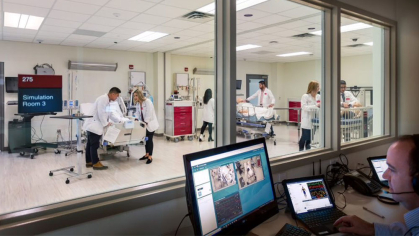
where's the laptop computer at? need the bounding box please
[367,156,389,187]
[282,175,346,235]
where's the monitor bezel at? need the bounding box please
[367,156,387,184]
[183,138,278,236]
[282,175,336,218]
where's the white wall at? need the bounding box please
[1,41,154,147]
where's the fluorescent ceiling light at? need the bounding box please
[4,12,44,30]
[310,23,373,36]
[236,44,261,51]
[364,42,373,46]
[129,31,168,42]
[277,52,312,57]
[197,0,268,15]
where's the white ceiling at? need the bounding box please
[0,0,376,62]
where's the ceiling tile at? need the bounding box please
[3,2,50,17]
[40,25,76,34]
[176,29,207,37]
[119,21,156,30]
[130,14,171,25]
[272,29,303,37]
[95,7,139,20]
[3,0,55,9]
[67,34,98,41]
[33,38,63,45]
[144,4,190,18]
[252,14,291,25]
[3,27,37,35]
[48,10,91,22]
[106,0,156,13]
[238,31,264,38]
[110,28,146,36]
[253,26,286,34]
[3,36,34,43]
[280,20,312,30]
[43,18,82,28]
[102,32,133,40]
[237,22,265,31]
[85,43,112,49]
[252,0,301,14]
[183,37,209,44]
[159,0,214,10]
[188,23,214,32]
[162,20,201,29]
[304,16,322,24]
[61,40,89,46]
[79,23,115,32]
[149,25,183,34]
[68,0,109,6]
[53,0,101,15]
[3,32,37,40]
[279,6,321,18]
[37,30,71,39]
[87,16,126,27]
[237,9,271,21]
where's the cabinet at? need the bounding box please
[164,101,194,142]
[288,99,301,123]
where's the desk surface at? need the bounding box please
[250,186,407,236]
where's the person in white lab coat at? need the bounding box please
[84,87,121,170]
[246,81,275,108]
[199,89,215,142]
[340,80,361,108]
[299,81,321,151]
[133,89,159,164]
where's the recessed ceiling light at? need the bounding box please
[197,0,268,15]
[308,27,315,30]
[244,14,253,17]
[129,31,168,42]
[277,52,312,57]
[364,42,373,46]
[310,23,373,36]
[4,12,44,30]
[236,44,261,51]
[113,13,121,18]
[269,41,278,44]
[174,37,180,39]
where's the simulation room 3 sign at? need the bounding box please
[18,74,63,114]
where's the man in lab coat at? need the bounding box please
[340,80,361,108]
[246,81,275,108]
[84,87,121,170]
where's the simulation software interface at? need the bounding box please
[190,144,275,236]
[371,159,388,181]
[286,179,333,214]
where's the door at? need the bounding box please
[246,74,268,106]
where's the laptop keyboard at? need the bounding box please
[298,208,346,227]
[276,223,311,236]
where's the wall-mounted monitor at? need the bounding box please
[5,77,18,93]
[236,80,242,90]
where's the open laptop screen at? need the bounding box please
[285,178,334,214]
[369,157,388,182]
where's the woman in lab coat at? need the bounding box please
[133,90,159,164]
[199,89,215,142]
[299,81,321,151]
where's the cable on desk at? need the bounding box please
[175,213,190,236]
[335,189,347,210]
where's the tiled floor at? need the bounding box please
[0,124,307,215]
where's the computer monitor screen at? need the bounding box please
[5,77,18,93]
[236,80,242,90]
[184,138,278,236]
[285,178,334,214]
[368,156,388,182]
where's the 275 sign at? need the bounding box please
[22,77,34,82]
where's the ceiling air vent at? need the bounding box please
[73,29,106,37]
[180,11,214,23]
[292,33,316,38]
[346,44,368,48]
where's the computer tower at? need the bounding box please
[8,120,31,153]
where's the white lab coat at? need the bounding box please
[203,98,215,123]
[135,99,159,132]
[247,88,275,107]
[340,91,359,106]
[83,94,111,135]
[301,93,320,130]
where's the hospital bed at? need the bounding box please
[236,104,279,145]
[80,102,147,158]
[309,107,373,145]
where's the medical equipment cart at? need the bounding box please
[164,101,195,142]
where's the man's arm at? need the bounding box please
[97,96,110,127]
[246,90,259,102]
[268,89,275,107]
[334,216,374,235]
[346,91,359,106]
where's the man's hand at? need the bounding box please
[343,102,350,108]
[268,104,274,108]
[334,216,375,235]
[106,122,112,127]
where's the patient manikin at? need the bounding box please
[236,98,276,120]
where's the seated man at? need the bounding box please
[334,135,419,236]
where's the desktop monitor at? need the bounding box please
[5,77,18,93]
[236,80,242,90]
[183,138,278,236]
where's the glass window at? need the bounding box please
[340,15,387,144]
[1,0,215,215]
[235,0,325,157]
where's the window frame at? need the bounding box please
[0,0,398,234]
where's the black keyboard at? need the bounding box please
[298,208,346,227]
[367,181,382,193]
[276,223,311,236]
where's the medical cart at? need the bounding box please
[164,101,195,142]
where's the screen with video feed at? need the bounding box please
[190,143,274,235]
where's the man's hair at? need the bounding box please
[340,80,346,85]
[259,80,266,86]
[397,135,419,176]
[109,87,121,94]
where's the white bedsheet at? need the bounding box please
[237,103,276,120]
